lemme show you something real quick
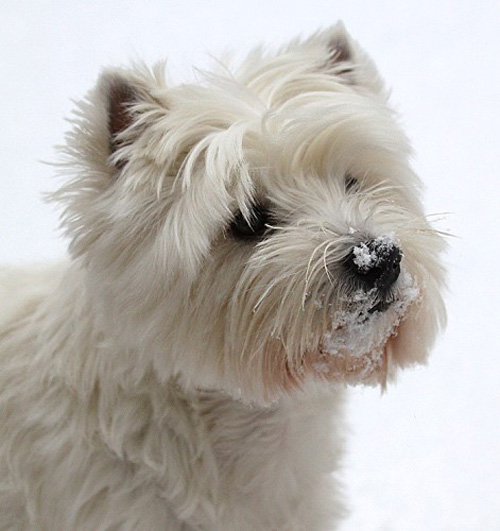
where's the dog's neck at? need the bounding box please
[33,262,346,526]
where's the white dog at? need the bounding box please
[0,23,446,530]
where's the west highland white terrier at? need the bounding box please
[0,23,446,530]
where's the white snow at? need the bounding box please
[352,234,398,271]
[352,242,377,271]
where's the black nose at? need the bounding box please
[345,237,402,293]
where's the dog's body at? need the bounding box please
[0,263,345,529]
[0,24,445,530]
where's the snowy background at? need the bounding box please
[1,1,499,529]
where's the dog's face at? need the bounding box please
[54,24,446,404]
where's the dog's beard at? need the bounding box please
[314,270,420,385]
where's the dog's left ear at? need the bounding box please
[324,21,354,78]
[311,22,387,96]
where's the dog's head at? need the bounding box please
[54,23,446,404]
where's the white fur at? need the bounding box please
[0,23,445,529]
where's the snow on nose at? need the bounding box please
[346,235,402,294]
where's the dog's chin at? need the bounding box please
[311,320,395,387]
[308,271,420,386]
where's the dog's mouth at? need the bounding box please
[367,298,393,314]
[312,270,420,385]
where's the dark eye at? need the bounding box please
[230,204,272,241]
[344,175,360,193]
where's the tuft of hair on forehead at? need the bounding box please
[92,23,380,187]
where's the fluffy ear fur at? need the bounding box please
[97,67,169,170]
[326,23,352,64]
[50,65,170,261]
[324,22,355,79]
[105,76,138,162]
[302,22,389,97]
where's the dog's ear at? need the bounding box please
[283,23,356,84]
[324,21,353,76]
[312,22,388,96]
[101,74,139,169]
[105,76,138,159]
[98,68,167,170]
[310,21,356,83]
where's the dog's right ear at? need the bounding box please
[105,76,138,161]
[98,68,167,170]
